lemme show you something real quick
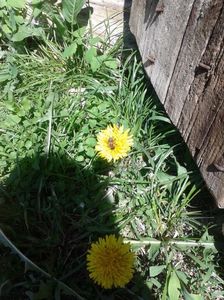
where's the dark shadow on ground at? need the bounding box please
[0,153,155,299]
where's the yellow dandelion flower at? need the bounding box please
[87,234,135,289]
[95,124,133,162]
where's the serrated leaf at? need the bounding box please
[168,271,181,300]
[62,42,77,58]
[150,265,166,277]
[62,0,84,24]
[7,0,26,9]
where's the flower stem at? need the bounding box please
[124,238,220,249]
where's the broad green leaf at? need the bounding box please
[156,171,176,185]
[0,0,7,8]
[183,289,203,300]
[7,0,26,9]
[90,57,101,72]
[62,42,77,58]
[9,64,18,78]
[89,36,101,45]
[85,47,97,63]
[52,13,66,36]
[86,148,95,158]
[11,25,42,41]
[2,24,11,34]
[81,125,89,133]
[89,119,97,128]
[7,10,17,31]
[148,243,161,260]
[25,140,32,149]
[199,230,214,243]
[21,98,31,111]
[86,137,96,147]
[150,278,162,288]
[176,271,188,285]
[104,59,117,69]
[33,7,41,18]
[150,265,166,277]
[0,71,11,82]
[9,151,17,159]
[76,155,84,162]
[98,102,109,111]
[168,271,181,300]
[14,15,24,24]
[12,27,31,41]
[8,114,21,124]
[176,162,187,176]
[4,102,14,111]
[73,26,86,38]
[62,0,84,24]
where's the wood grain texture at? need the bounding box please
[88,0,130,43]
[129,0,224,206]
[130,0,195,102]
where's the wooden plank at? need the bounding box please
[130,0,195,102]
[165,0,224,206]
[164,0,223,124]
[88,0,128,43]
[129,0,224,206]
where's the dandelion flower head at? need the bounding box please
[87,234,135,289]
[95,124,133,162]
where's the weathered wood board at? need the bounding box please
[129,0,224,207]
[88,0,131,44]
